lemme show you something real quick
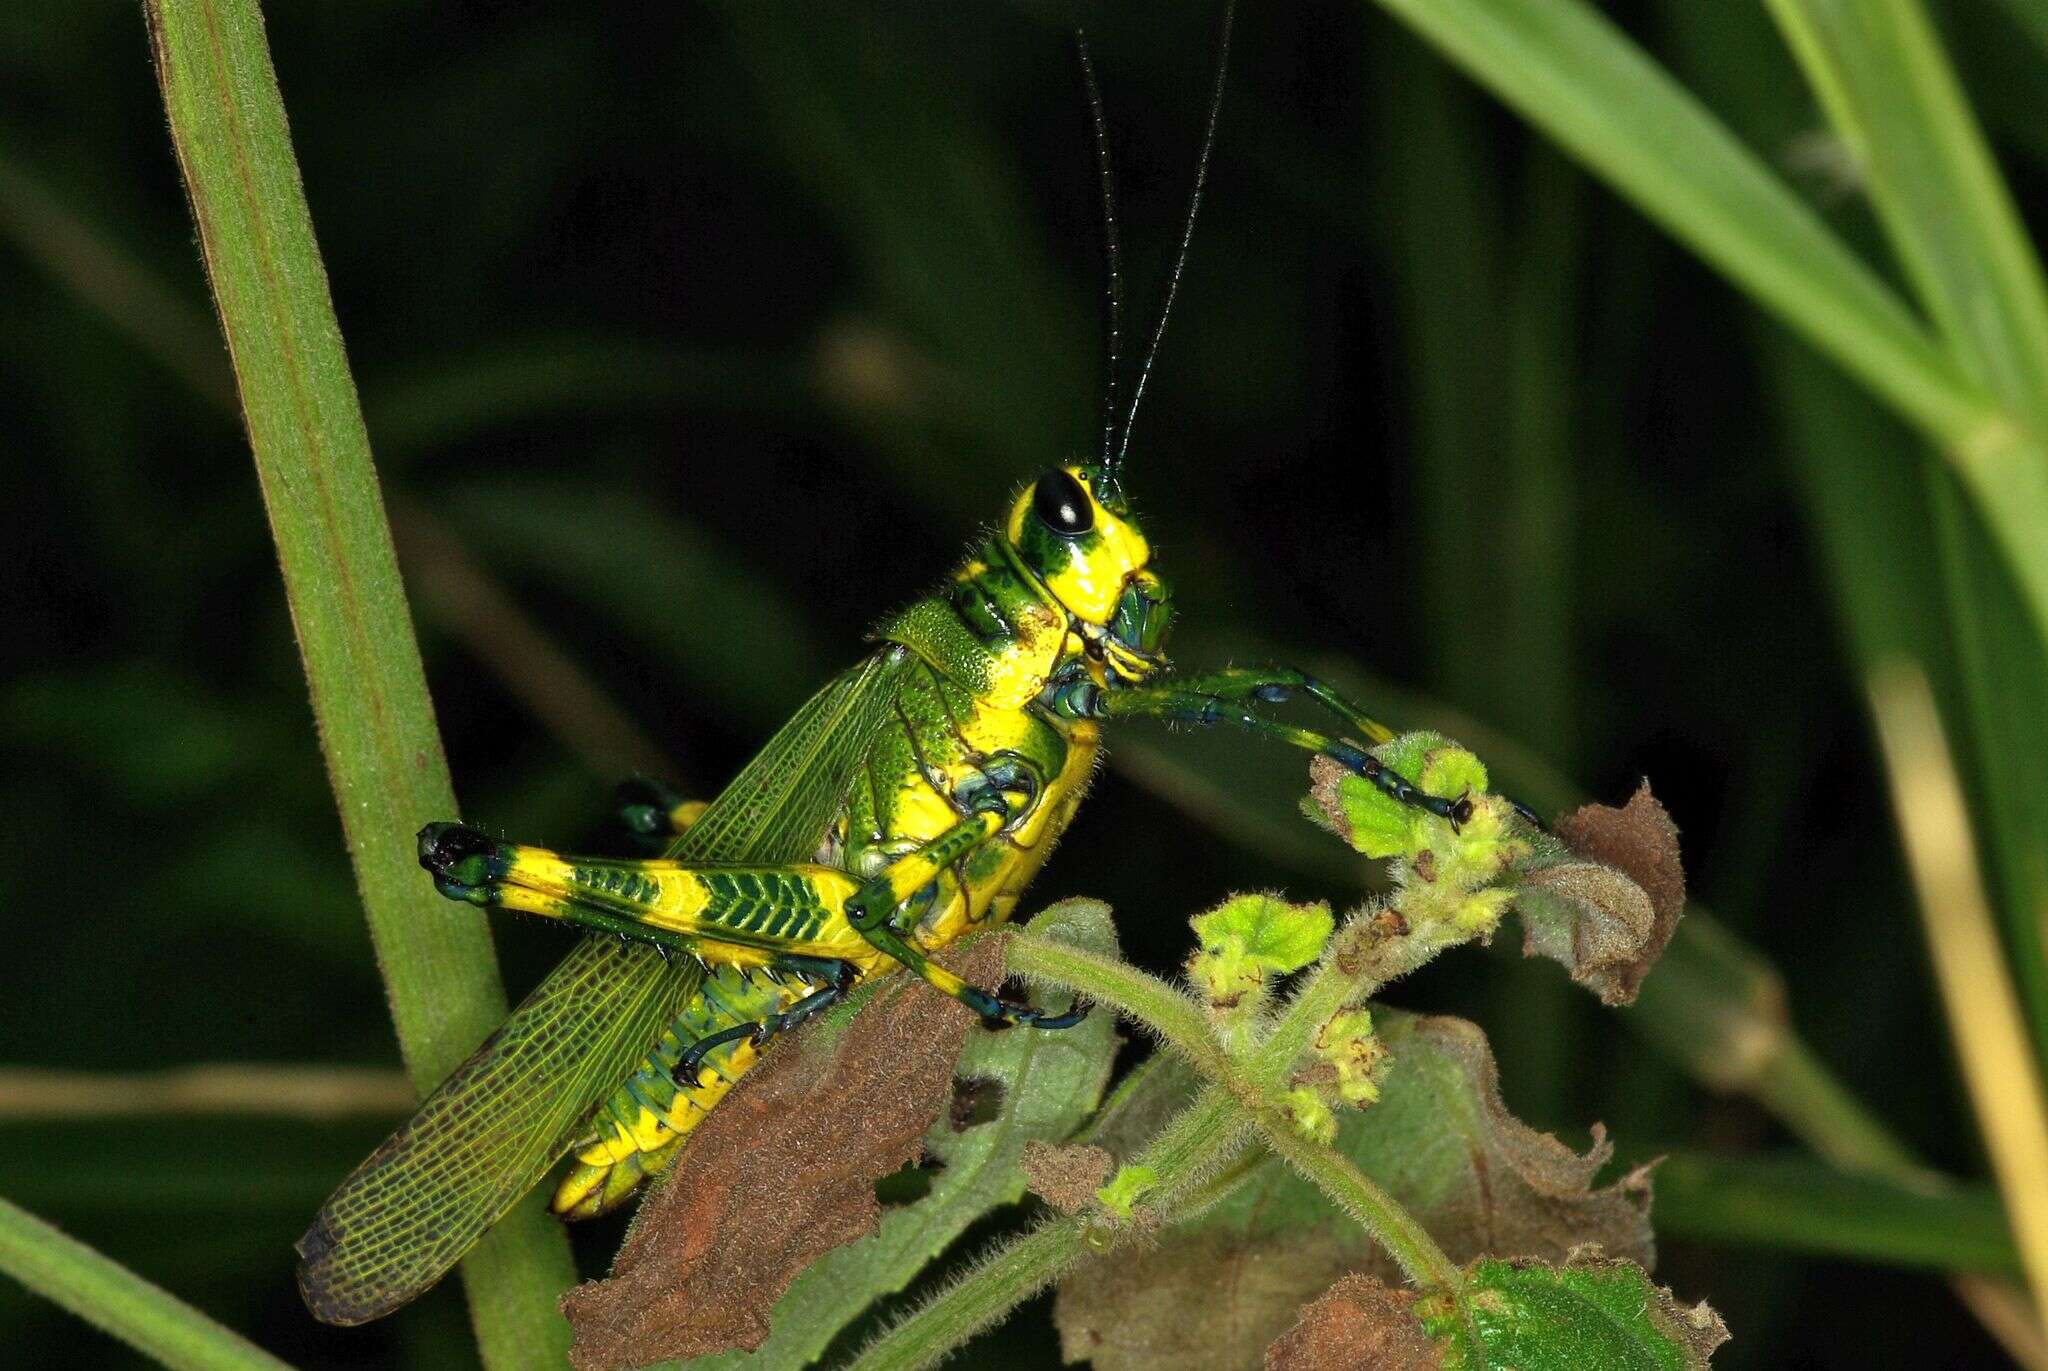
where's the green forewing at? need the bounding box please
[296,649,914,1324]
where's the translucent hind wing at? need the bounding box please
[298,650,914,1323]
[667,648,912,866]
[296,939,698,1325]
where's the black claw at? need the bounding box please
[417,823,503,893]
[1028,1003,1089,1031]
[1450,795,1476,828]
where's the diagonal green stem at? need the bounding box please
[0,1196,292,1371]
[850,1220,1087,1371]
[850,1089,1248,1371]
[1251,1112,1463,1290]
[853,991,1466,1371]
[1009,926,1460,1287]
[1005,933,1234,1081]
[141,0,572,1361]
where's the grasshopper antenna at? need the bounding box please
[1111,0,1234,477]
[1077,30,1125,473]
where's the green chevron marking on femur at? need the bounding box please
[698,870,830,941]
[568,864,664,908]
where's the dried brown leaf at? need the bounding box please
[560,938,1004,1371]
[1378,1014,1656,1267]
[1522,782,1686,1004]
[1023,1141,1115,1214]
[1264,1274,1441,1371]
[1555,782,1685,924]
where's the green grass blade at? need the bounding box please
[1761,0,2048,1065]
[1765,0,2048,422]
[141,0,573,1360]
[1989,0,2048,56]
[1652,1142,2020,1280]
[1362,0,1982,444]
[1361,0,2048,666]
[0,1196,293,1371]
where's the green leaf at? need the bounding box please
[672,900,1120,1371]
[1422,1254,1727,1369]
[1095,1167,1159,1222]
[1761,0,2048,428]
[1419,745,1490,802]
[1190,894,1335,976]
[1366,0,2048,711]
[1306,733,1476,859]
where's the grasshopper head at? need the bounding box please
[1004,464,1172,681]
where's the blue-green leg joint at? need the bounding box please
[614,776,694,848]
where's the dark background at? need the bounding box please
[4,1,2041,1366]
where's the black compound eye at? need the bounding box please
[1033,469,1093,537]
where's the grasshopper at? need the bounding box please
[297,8,1471,1325]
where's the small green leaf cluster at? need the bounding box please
[1187,893,1332,1041]
[858,735,1710,1370]
[1183,892,1373,1141]
[1180,736,1546,1142]
[1308,734,1534,954]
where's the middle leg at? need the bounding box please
[671,955,860,1083]
[843,803,1087,1032]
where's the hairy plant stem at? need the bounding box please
[1253,1112,1465,1290]
[856,926,1474,1370]
[1253,919,1453,1089]
[851,1221,1084,1371]
[1014,923,1460,1275]
[1005,935,1234,1082]
[850,1090,1247,1371]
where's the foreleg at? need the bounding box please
[1061,677,1473,825]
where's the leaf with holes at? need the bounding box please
[1422,1252,1728,1369]
[1059,1010,1653,1371]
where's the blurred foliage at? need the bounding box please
[6,0,2048,1366]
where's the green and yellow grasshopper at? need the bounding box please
[296,13,1472,1325]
